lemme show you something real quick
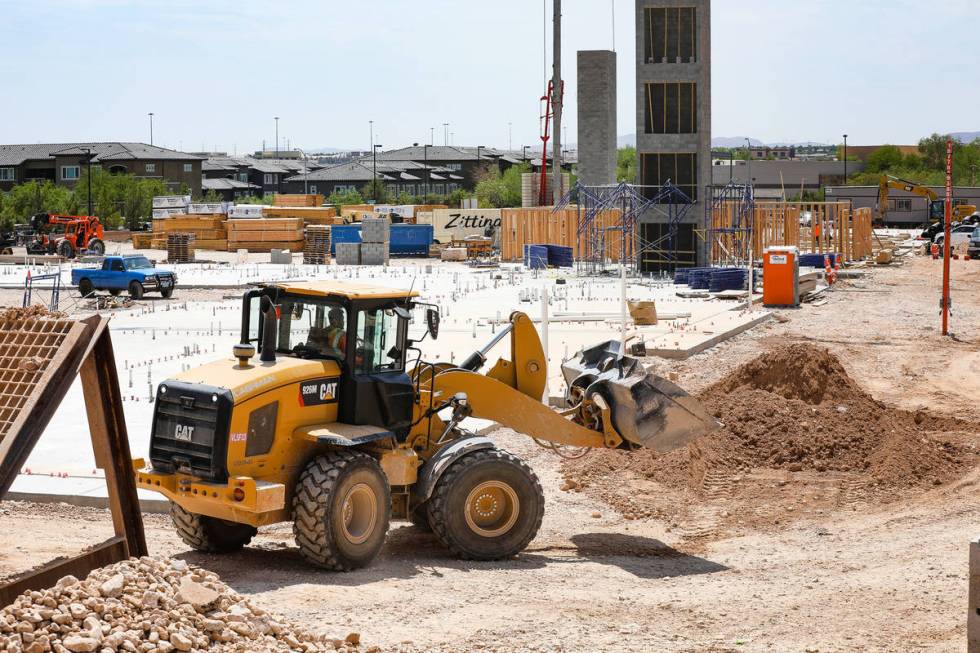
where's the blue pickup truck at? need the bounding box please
[71,255,177,299]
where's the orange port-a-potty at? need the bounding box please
[762,246,799,307]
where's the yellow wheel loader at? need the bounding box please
[136,280,717,570]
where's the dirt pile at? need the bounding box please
[0,556,373,652]
[563,343,976,515]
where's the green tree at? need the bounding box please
[326,189,364,206]
[475,163,525,208]
[866,145,904,173]
[617,146,637,182]
[917,133,954,170]
[361,179,390,203]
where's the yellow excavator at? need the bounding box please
[135,280,718,570]
[876,174,975,224]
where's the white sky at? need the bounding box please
[0,0,976,152]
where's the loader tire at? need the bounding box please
[292,451,391,571]
[427,448,544,561]
[170,502,256,553]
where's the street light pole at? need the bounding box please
[148,113,154,146]
[424,144,430,199]
[508,122,512,151]
[522,145,529,162]
[430,127,434,146]
[274,117,279,158]
[373,144,382,201]
[842,134,848,183]
[81,148,93,216]
[443,123,449,146]
[369,120,374,152]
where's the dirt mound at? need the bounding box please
[706,342,860,404]
[562,343,977,528]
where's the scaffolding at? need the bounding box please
[554,181,695,275]
[702,181,755,266]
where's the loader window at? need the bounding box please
[275,297,347,361]
[354,308,405,374]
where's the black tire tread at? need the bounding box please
[169,502,256,553]
[291,450,391,571]
[427,448,544,561]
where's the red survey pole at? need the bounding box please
[941,137,953,335]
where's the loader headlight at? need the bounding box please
[211,394,218,403]
[159,385,167,394]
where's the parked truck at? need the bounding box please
[71,255,177,299]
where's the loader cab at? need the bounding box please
[241,282,429,440]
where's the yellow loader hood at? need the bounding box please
[171,355,341,403]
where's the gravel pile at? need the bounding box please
[0,556,374,653]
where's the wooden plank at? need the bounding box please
[80,328,147,557]
[0,537,127,607]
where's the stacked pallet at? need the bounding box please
[166,233,194,263]
[151,215,227,251]
[131,233,153,250]
[263,205,338,227]
[303,225,331,264]
[273,193,324,207]
[499,207,626,262]
[227,218,304,252]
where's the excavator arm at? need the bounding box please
[876,175,939,223]
[411,312,718,454]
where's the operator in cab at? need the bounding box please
[323,308,347,358]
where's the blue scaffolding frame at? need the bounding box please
[703,181,755,266]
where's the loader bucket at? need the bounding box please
[561,341,720,451]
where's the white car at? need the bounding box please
[934,224,977,248]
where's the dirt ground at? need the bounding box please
[2,255,979,652]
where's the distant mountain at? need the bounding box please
[767,141,831,148]
[712,136,764,148]
[952,132,980,143]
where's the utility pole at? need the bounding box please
[942,137,953,336]
[274,117,279,159]
[508,122,513,151]
[551,0,562,205]
[148,113,154,146]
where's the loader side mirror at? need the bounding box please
[426,308,439,340]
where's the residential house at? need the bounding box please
[0,142,203,194]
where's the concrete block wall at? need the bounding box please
[361,217,390,243]
[577,50,617,187]
[635,0,711,266]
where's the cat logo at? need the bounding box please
[174,424,195,442]
[299,377,340,406]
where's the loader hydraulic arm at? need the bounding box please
[413,312,623,451]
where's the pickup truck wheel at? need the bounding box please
[161,287,174,299]
[293,451,391,571]
[128,280,144,300]
[427,448,544,561]
[87,239,105,256]
[170,502,256,553]
[77,278,94,297]
[108,289,121,296]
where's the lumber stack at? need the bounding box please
[273,194,323,207]
[263,205,338,227]
[151,215,227,251]
[227,218,304,252]
[499,208,627,262]
[303,225,331,264]
[131,233,153,250]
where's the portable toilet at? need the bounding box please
[762,245,800,307]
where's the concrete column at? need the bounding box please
[577,50,617,187]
